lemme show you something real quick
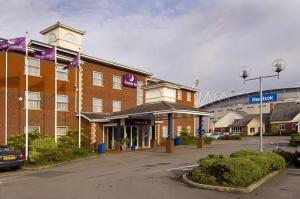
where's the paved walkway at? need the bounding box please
[0,136,299,199]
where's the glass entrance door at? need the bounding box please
[106,127,115,150]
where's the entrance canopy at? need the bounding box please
[81,101,213,122]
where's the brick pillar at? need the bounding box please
[150,125,157,148]
[90,122,97,151]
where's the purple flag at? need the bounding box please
[64,54,80,70]
[33,47,55,61]
[0,37,26,52]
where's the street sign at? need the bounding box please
[248,93,278,104]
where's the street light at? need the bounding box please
[240,59,286,152]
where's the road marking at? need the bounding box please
[166,164,198,171]
[0,170,30,178]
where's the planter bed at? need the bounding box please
[184,150,286,193]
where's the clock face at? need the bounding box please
[48,33,57,44]
[63,33,78,44]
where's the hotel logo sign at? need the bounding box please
[123,73,137,88]
[248,93,278,104]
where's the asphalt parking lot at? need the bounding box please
[0,136,299,199]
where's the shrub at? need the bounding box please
[290,134,300,147]
[29,137,63,163]
[180,128,197,145]
[230,150,258,158]
[188,150,286,187]
[204,137,213,144]
[58,129,88,148]
[220,134,242,140]
[7,131,44,153]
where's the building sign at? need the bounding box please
[125,119,151,126]
[123,73,137,88]
[248,93,278,104]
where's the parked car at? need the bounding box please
[211,132,222,140]
[294,145,300,167]
[0,146,24,170]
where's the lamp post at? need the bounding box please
[240,59,286,152]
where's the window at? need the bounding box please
[292,123,297,130]
[113,100,121,112]
[57,95,68,111]
[57,65,68,81]
[187,92,191,101]
[26,91,41,109]
[162,126,168,138]
[93,98,103,112]
[137,81,143,105]
[232,127,242,133]
[27,58,40,76]
[26,126,40,133]
[279,124,285,131]
[250,127,255,133]
[93,71,103,86]
[177,126,182,136]
[186,126,191,132]
[113,75,121,89]
[177,90,182,100]
[57,126,68,137]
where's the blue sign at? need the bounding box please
[248,93,278,104]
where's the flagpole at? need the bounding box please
[25,32,29,159]
[54,45,57,143]
[4,49,8,145]
[78,49,81,148]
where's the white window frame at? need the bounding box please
[57,126,68,137]
[93,71,103,86]
[186,126,191,132]
[187,92,191,102]
[279,124,285,131]
[57,64,68,81]
[292,123,297,130]
[93,98,103,113]
[112,100,121,112]
[177,126,182,136]
[137,81,143,105]
[26,126,40,133]
[113,75,121,90]
[57,94,69,111]
[177,90,182,100]
[27,57,40,77]
[250,127,255,133]
[162,126,168,138]
[26,91,41,110]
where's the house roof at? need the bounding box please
[81,101,213,121]
[230,114,270,127]
[107,101,212,119]
[40,22,86,35]
[270,102,300,122]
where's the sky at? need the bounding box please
[1,0,299,104]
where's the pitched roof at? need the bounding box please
[230,114,270,127]
[270,102,300,122]
[107,101,211,119]
[81,101,212,121]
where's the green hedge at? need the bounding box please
[8,130,93,165]
[187,150,286,187]
[290,134,300,147]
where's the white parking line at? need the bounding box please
[166,164,198,171]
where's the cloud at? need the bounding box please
[1,0,300,98]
